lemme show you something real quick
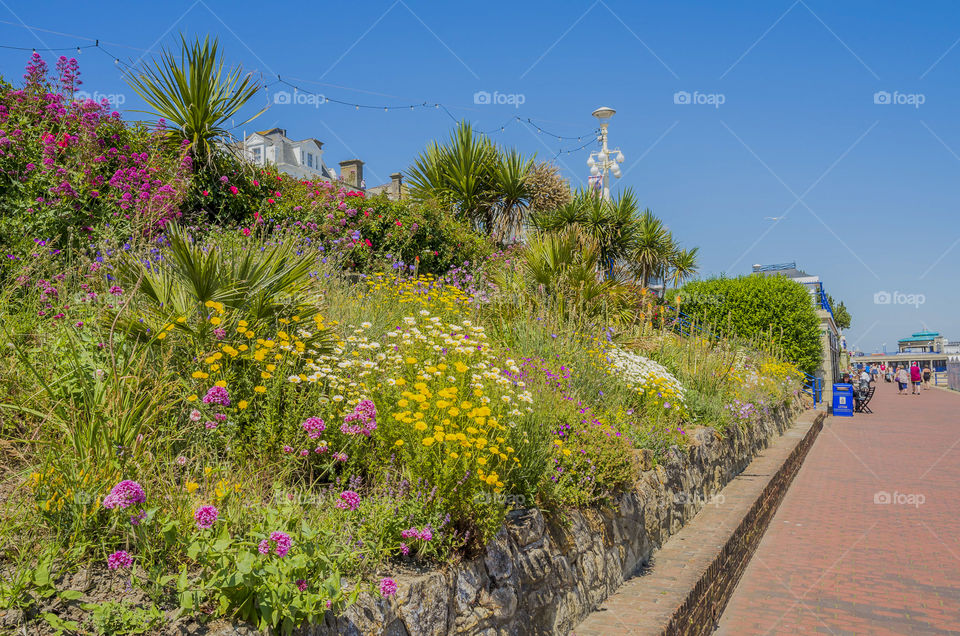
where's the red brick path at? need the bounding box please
[716,384,960,635]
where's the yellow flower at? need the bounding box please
[238,400,249,410]
[177,317,187,324]
[156,332,167,340]
[422,437,436,447]
[238,320,248,327]
[215,380,227,388]
[394,439,404,447]
[266,364,276,372]
[210,317,221,326]
[187,394,198,402]
[448,407,461,417]
[398,399,409,407]
[261,372,272,379]
[395,378,406,386]
[203,466,212,476]
[414,422,428,431]
[254,386,267,393]
[449,452,459,459]
[477,457,487,466]
[185,481,199,493]
[454,362,468,373]
[405,357,418,365]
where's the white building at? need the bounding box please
[238,128,334,181]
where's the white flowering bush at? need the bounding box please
[604,348,688,417]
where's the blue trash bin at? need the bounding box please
[832,383,854,417]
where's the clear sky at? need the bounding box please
[2,0,958,353]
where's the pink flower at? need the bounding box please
[253,180,260,187]
[176,456,187,466]
[189,409,202,422]
[107,550,133,570]
[336,490,361,511]
[102,480,146,510]
[258,539,270,554]
[299,449,309,457]
[194,505,219,529]
[229,186,238,195]
[202,190,209,196]
[400,543,410,556]
[241,227,251,236]
[379,578,397,597]
[205,421,217,429]
[301,417,326,439]
[283,445,293,453]
[296,579,308,591]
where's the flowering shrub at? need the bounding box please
[0,54,190,247]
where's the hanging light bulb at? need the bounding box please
[590,165,600,176]
[587,156,596,167]
[597,151,607,163]
[616,151,624,163]
[355,105,359,110]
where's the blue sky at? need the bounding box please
[2,0,959,353]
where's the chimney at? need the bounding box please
[390,172,403,199]
[338,159,364,189]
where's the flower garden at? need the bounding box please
[0,50,812,635]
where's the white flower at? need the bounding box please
[288,375,302,383]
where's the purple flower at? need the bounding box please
[258,539,271,555]
[379,578,397,597]
[270,531,292,557]
[107,550,133,570]
[296,579,308,592]
[102,480,146,510]
[194,505,219,529]
[336,490,361,511]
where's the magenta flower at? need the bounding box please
[336,490,361,511]
[130,509,147,526]
[260,532,292,557]
[202,385,230,406]
[301,417,326,439]
[296,579,308,592]
[107,550,133,570]
[102,480,146,510]
[194,505,219,529]
[379,578,398,597]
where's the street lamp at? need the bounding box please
[587,106,624,200]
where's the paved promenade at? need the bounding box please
[717,384,960,635]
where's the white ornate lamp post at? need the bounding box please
[587,106,624,200]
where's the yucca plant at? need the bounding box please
[407,122,534,241]
[115,225,331,353]
[124,34,265,165]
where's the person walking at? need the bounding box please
[923,366,932,390]
[909,361,923,395]
[896,365,909,395]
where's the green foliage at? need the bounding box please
[827,293,852,329]
[124,34,265,165]
[87,600,164,635]
[673,275,823,374]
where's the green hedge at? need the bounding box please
[671,275,822,374]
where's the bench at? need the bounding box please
[855,385,875,414]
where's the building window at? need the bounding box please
[251,146,262,164]
[307,153,313,168]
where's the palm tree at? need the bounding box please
[667,247,700,290]
[631,209,674,289]
[407,122,533,241]
[124,34,265,165]
[531,188,640,278]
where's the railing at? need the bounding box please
[802,372,823,407]
[817,287,835,323]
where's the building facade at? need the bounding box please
[238,128,334,181]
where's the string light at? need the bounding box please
[3,30,600,146]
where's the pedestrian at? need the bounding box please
[895,365,909,395]
[923,366,932,390]
[909,361,922,395]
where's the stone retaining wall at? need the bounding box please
[309,404,801,636]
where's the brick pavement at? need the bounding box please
[716,384,960,635]
[574,410,822,635]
